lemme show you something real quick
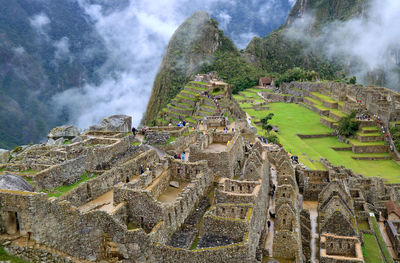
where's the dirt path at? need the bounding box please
[79,190,115,213]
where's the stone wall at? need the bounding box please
[60,149,158,207]
[351,144,389,153]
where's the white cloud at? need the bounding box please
[12,46,25,56]
[29,13,50,34]
[53,37,71,61]
[217,11,232,31]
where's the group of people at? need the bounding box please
[375,115,396,152]
[169,120,187,127]
[173,151,186,161]
[131,126,147,137]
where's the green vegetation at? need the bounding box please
[144,12,237,124]
[390,124,400,151]
[238,101,400,182]
[338,111,360,137]
[0,246,29,263]
[12,146,23,153]
[47,172,98,198]
[201,50,266,94]
[131,141,141,147]
[63,140,71,145]
[370,215,394,263]
[274,67,319,87]
[362,234,384,263]
[168,136,178,144]
[20,169,39,174]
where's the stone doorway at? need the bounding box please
[7,211,20,235]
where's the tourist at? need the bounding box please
[126,176,130,183]
[178,153,181,159]
[267,220,271,229]
[168,122,172,126]
[140,165,144,174]
[173,153,178,159]
[182,151,186,161]
[183,121,186,127]
[131,127,137,137]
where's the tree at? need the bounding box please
[261,113,275,134]
[338,111,360,137]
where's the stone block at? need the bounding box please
[101,115,132,132]
[0,149,10,163]
[48,125,80,139]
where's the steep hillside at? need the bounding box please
[0,1,107,149]
[143,12,235,125]
[144,12,267,125]
[244,0,369,79]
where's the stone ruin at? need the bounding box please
[1,108,400,263]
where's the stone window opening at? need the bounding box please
[168,213,172,224]
[239,185,242,192]
[177,168,181,174]
[283,218,286,225]
[140,217,144,227]
[222,207,225,213]
[231,208,235,214]
[283,193,286,197]
[231,186,235,192]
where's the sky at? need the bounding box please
[51,0,295,128]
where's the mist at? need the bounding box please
[52,0,295,129]
[285,0,400,91]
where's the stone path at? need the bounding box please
[79,190,115,213]
[378,221,397,259]
[303,201,319,263]
[264,165,277,255]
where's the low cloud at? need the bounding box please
[285,0,400,90]
[53,37,71,61]
[29,13,50,35]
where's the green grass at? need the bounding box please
[63,140,71,145]
[0,246,29,263]
[362,126,379,131]
[348,139,386,146]
[362,234,384,263]
[186,85,207,91]
[310,92,338,103]
[357,132,382,137]
[20,169,39,174]
[239,91,262,99]
[239,102,400,182]
[370,215,394,263]
[131,141,141,146]
[47,173,98,198]
[329,108,347,117]
[168,136,178,144]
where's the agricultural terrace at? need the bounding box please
[234,87,400,183]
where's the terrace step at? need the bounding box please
[356,133,383,143]
[184,85,207,95]
[351,156,392,161]
[300,102,330,117]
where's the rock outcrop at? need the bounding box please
[90,115,132,132]
[48,125,80,140]
[0,174,34,192]
[0,149,10,163]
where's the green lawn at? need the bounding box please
[362,234,384,263]
[241,102,400,182]
[370,215,394,263]
[311,92,338,103]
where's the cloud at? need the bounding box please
[53,0,294,128]
[216,11,232,31]
[285,0,400,90]
[29,13,50,35]
[12,46,25,56]
[53,37,71,61]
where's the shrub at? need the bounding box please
[338,111,360,137]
